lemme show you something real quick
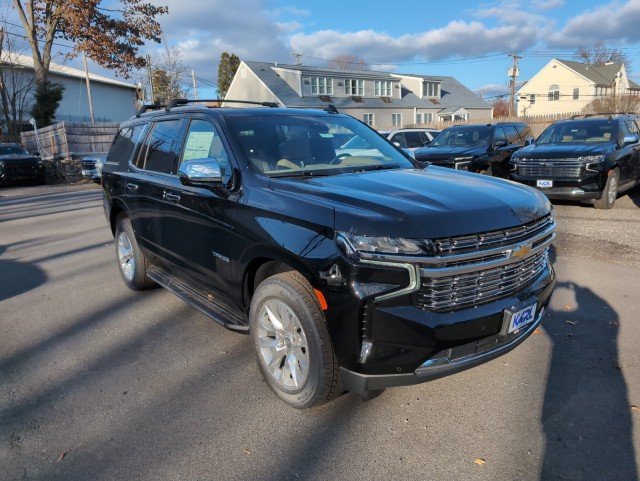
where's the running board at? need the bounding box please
[147,265,249,333]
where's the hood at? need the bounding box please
[0,153,39,163]
[268,167,550,239]
[414,145,487,162]
[515,142,614,158]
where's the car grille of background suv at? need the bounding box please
[515,158,584,178]
[413,214,554,312]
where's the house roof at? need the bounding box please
[242,61,490,111]
[556,59,627,86]
[0,52,137,89]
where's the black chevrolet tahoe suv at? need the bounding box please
[101,99,556,408]
[413,122,533,178]
[510,114,640,209]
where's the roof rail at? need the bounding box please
[164,98,279,110]
[570,112,637,119]
[135,103,165,117]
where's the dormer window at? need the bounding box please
[311,77,333,95]
[374,80,392,97]
[345,79,364,95]
[423,81,440,98]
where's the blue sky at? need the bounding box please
[5,0,640,100]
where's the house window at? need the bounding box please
[392,113,402,127]
[416,113,423,124]
[573,88,579,100]
[345,79,364,95]
[374,80,392,97]
[548,84,560,101]
[530,94,536,104]
[596,86,609,97]
[311,77,333,95]
[423,81,440,98]
[363,113,375,126]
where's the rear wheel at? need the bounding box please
[114,216,155,290]
[594,169,619,209]
[249,271,341,408]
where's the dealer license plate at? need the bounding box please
[537,179,553,188]
[506,303,537,334]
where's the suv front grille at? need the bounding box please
[415,250,548,311]
[434,214,553,256]
[515,158,584,178]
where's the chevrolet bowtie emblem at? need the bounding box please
[512,244,532,259]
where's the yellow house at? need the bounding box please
[516,58,640,116]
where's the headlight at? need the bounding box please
[337,232,424,256]
[581,155,605,162]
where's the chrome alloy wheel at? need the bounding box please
[607,173,618,205]
[256,299,309,390]
[117,231,135,282]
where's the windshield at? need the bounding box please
[430,126,490,147]
[226,113,414,176]
[536,120,617,144]
[0,145,28,155]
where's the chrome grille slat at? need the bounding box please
[434,214,552,256]
[416,251,548,312]
[515,158,584,178]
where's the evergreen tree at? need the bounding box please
[30,82,64,128]
[217,53,240,99]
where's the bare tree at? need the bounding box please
[328,55,369,70]
[491,98,509,118]
[143,46,190,105]
[582,95,640,116]
[575,40,631,71]
[0,27,36,142]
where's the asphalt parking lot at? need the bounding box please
[1,183,639,481]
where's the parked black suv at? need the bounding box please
[0,143,45,186]
[101,99,556,408]
[510,113,640,209]
[413,122,533,177]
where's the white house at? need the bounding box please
[224,61,492,130]
[516,58,640,117]
[0,52,138,132]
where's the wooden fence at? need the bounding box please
[20,122,118,183]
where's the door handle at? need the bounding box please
[164,192,181,203]
[126,183,139,192]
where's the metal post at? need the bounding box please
[82,51,95,125]
[192,69,198,101]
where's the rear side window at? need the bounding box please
[135,119,184,174]
[403,131,426,148]
[106,125,144,164]
[516,124,532,140]
[503,126,521,145]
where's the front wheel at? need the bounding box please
[249,271,341,408]
[594,169,619,209]
[114,216,155,290]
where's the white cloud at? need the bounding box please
[548,0,640,46]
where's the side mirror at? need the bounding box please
[494,139,508,148]
[622,133,639,145]
[178,157,223,185]
[524,137,535,146]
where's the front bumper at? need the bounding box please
[510,171,606,201]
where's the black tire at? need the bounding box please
[249,271,341,409]
[594,168,619,209]
[114,216,155,290]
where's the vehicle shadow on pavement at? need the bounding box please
[0,251,47,302]
[629,187,640,208]
[540,279,637,481]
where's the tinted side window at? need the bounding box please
[517,124,532,139]
[106,125,144,164]
[404,131,425,148]
[504,126,521,145]
[390,133,408,148]
[135,119,183,174]
[181,119,232,183]
[492,127,507,144]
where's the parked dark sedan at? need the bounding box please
[0,143,45,186]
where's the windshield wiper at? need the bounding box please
[352,164,402,172]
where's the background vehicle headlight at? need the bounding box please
[337,232,424,255]
[581,155,605,162]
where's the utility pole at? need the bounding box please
[292,53,303,66]
[146,54,155,104]
[508,52,522,117]
[82,51,95,125]
[191,69,198,101]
